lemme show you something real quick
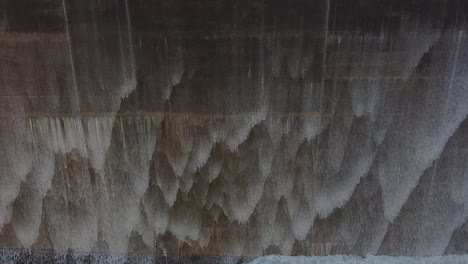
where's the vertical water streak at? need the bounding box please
[124,0,136,89]
[62,0,80,114]
[314,0,330,175]
[448,31,463,90]
[259,3,266,113]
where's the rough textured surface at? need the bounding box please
[0,0,467,258]
[0,249,254,264]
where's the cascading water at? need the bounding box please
[0,0,467,263]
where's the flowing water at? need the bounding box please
[0,0,467,262]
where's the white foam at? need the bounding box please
[249,255,468,264]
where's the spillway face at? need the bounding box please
[0,0,467,259]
